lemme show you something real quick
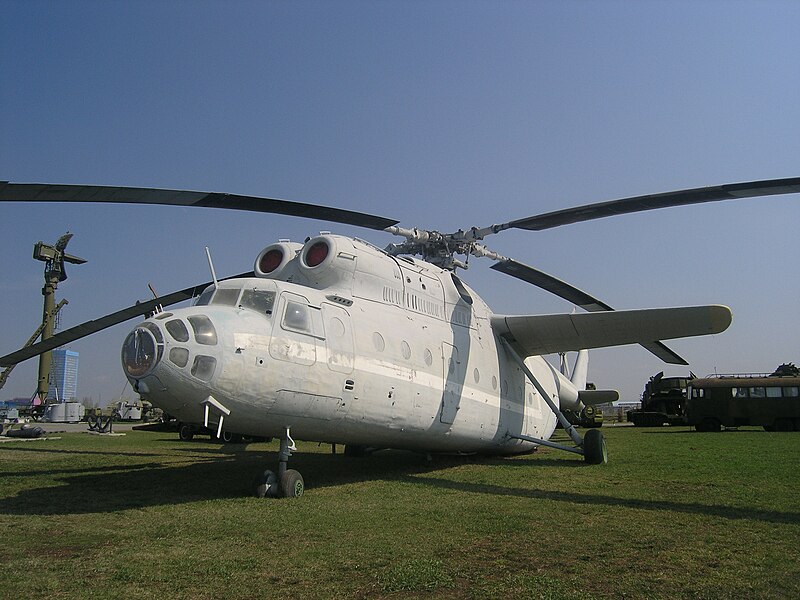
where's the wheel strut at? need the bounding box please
[254,426,305,499]
[498,338,608,464]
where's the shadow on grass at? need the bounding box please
[0,445,165,458]
[0,447,458,516]
[403,475,800,525]
[2,443,798,526]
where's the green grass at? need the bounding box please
[0,425,798,599]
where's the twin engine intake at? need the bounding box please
[253,235,361,288]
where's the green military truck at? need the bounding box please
[627,372,693,426]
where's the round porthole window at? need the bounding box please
[373,332,385,352]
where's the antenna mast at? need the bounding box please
[32,233,86,403]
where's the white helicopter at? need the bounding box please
[1,177,798,498]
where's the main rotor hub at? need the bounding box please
[383,225,506,270]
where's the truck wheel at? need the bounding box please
[583,429,608,464]
[178,423,194,441]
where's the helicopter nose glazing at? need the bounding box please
[121,322,164,378]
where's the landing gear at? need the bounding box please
[280,469,305,498]
[221,431,243,443]
[582,429,608,464]
[498,337,609,464]
[254,427,305,499]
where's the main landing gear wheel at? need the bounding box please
[281,469,305,498]
[583,429,608,465]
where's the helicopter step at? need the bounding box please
[201,395,231,439]
[254,426,305,499]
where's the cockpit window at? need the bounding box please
[195,287,214,306]
[191,355,217,381]
[141,321,164,345]
[169,347,189,368]
[241,289,276,315]
[188,315,218,346]
[282,301,311,333]
[165,319,190,343]
[212,288,240,306]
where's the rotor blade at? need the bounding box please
[505,177,800,231]
[0,182,399,231]
[491,258,689,364]
[0,271,254,367]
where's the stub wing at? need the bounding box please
[490,305,731,360]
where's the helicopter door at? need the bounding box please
[440,342,462,424]
[269,292,318,366]
[321,303,354,374]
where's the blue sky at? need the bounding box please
[2,0,798,404]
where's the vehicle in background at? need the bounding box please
[562,403,604,428]
[626,372,693,426]
[687,367,800,432]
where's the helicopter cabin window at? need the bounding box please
[282,301,311,334]
[191,355,217,381]
[188,315,218,346]
[169,347,189,368]
[195,287,214,306]
[211,287,240,306]
[165,319,190,343]
[241,289,276,316]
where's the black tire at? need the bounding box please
[253,469,278,499]
[280,469,305,498]
[221,431,243,443]
[178,423,194,441]
[583,429,608,465]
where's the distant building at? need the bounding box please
[49,349,79,401]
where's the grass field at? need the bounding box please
[0,425,798,599]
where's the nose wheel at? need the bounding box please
[254,427,305,498]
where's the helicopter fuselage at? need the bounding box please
[122,234,569,453]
